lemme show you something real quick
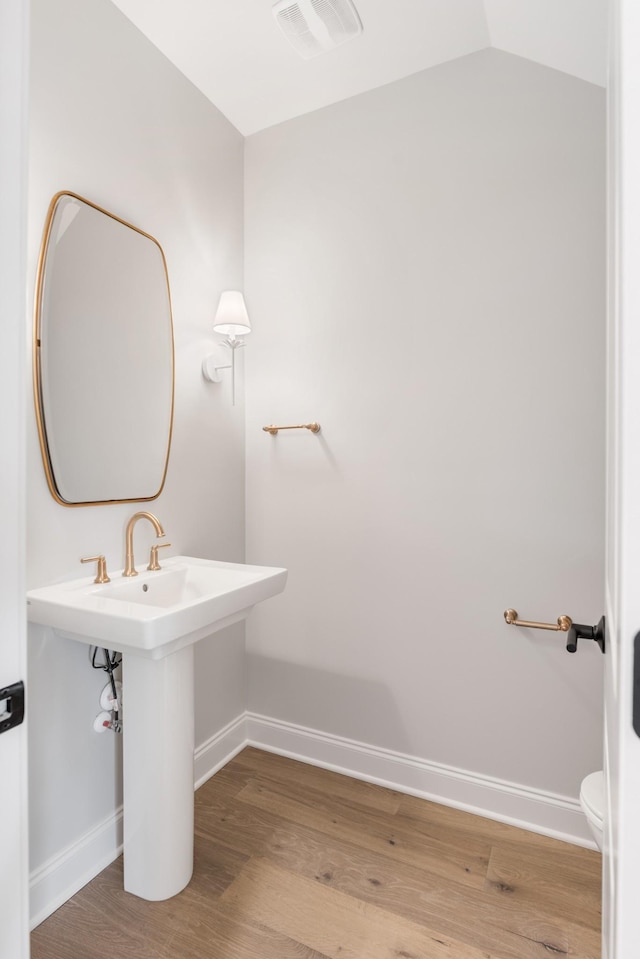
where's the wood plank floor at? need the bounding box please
[31,748,602,959]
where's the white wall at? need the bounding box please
[245,50,606,824]
[27,0,245,912]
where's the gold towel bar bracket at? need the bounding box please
[504,608,572,632]
[263,422,321,435]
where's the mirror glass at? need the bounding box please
[34,192,174,506]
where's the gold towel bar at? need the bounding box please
[263,423,321,435]
[504,608,572,632]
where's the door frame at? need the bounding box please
[602,2,640,958]
[0,0,30,955]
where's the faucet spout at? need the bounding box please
[124,511,165,577]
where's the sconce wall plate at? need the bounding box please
[202,348,231,384]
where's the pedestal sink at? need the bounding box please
[27,556,287,900]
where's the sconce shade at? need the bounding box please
[212,291,251,337]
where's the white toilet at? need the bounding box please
[580,770,604,850]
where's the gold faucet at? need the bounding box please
[123,511,166,577]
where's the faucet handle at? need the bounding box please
[147,543,172,571]
[81,555,111,584]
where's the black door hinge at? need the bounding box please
[0,681,25,734]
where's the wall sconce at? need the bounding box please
[202,291,251,405]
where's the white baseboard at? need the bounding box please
[245,712,595,849]
[29,806,124,930]
[194,713,248,789]
[30,709,594,928]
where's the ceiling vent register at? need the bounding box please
[272,0,363,59]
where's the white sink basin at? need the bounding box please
[27,555,287,659]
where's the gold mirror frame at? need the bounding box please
[33,191,175,507]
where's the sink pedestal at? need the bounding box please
[123,646,194,900]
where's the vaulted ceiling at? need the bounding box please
[109,0,608,135]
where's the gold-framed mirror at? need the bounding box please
[33,192,175,506]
